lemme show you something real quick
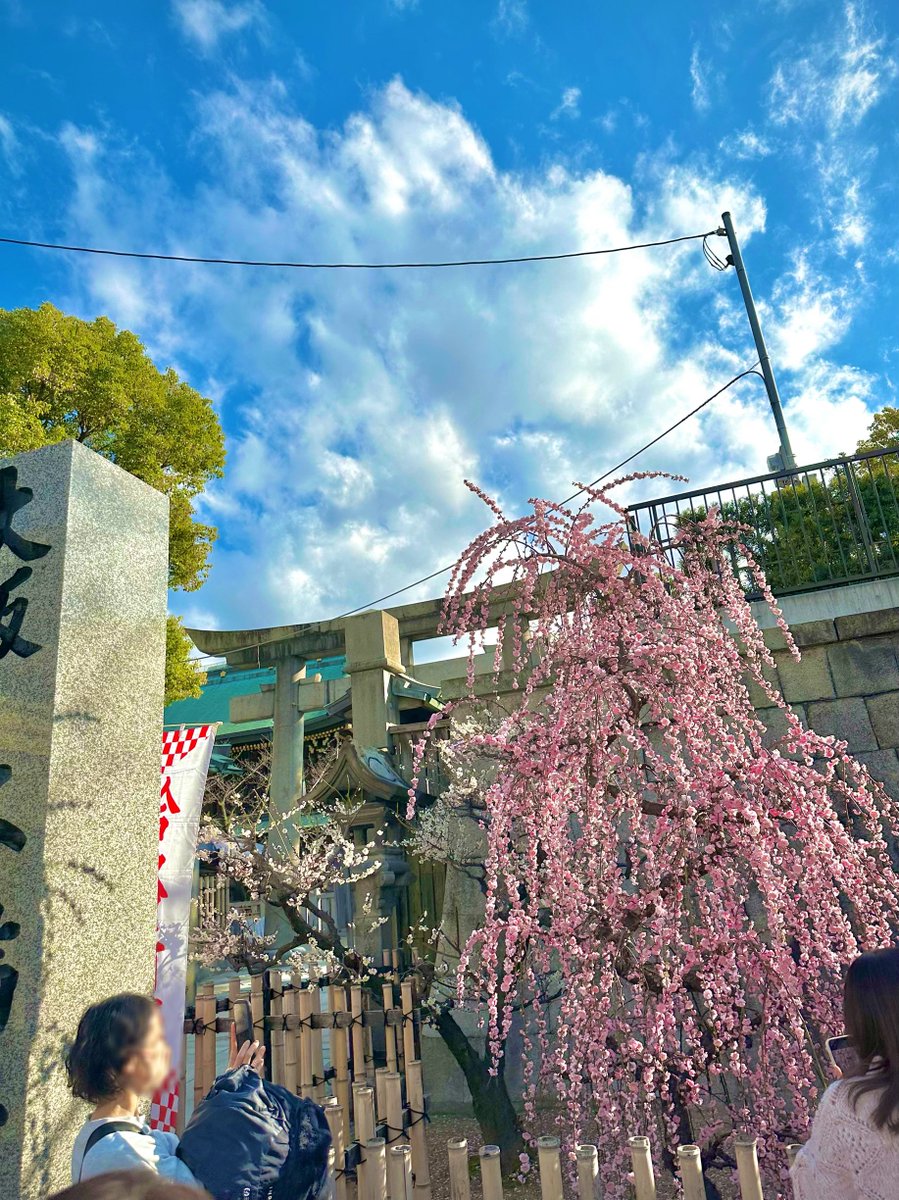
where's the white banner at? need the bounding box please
[149,724,217,1132]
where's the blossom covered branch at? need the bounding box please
[411,476,899,1195]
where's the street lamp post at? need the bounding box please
[720,211,797,472]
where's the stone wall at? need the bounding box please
[755,607,899,802]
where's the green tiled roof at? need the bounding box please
[164,657,346,738]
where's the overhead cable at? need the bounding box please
[559,363,762,506]
[702,233,729,272]
[0,230,715,270]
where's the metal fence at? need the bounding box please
[627,447,899,597]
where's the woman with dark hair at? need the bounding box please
[49,1169,211,1199]
[66,994,263,1187]
[792,947,899,1198]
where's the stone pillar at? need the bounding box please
[343,613,405,961]
[344,611,403,752]
[270,655,306,816]
[0,441,168,1199]
[265,655,306,944]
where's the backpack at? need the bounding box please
[177,1066,332,1200]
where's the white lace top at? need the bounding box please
[791,1080,899,1199]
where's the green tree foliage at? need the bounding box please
[686,483,889,591]
[166,615,206,705]
[859,405,899,452]
[681,486,894,595]
[675,418,899,597]
[0,302,225,701]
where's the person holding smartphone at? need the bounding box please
[791,947,899,1199]
[67,994,265,1187]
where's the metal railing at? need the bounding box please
[627,446,899,597]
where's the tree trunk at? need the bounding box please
[269,902,524,1172]
[433,1006,525,1176]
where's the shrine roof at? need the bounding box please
[163,656,346,738]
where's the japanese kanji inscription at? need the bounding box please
[0,466,50,1128]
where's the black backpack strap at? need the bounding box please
[78,1121,142,1181]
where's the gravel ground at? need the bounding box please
[425,1114,541,1200]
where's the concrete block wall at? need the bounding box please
[756,608,899,801]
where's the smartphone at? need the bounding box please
[825,1034,861,1077]
[232,999,253,1048]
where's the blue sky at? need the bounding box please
[1,0,897,635]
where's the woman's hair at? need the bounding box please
[48,1170,210,1199]
[844,946,899,1131]
[65,994,157,1104]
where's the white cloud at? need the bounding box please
[551,87,581,121]
[768,2,894,132]
[0,113,21,175]
[726,128,773,160]
[493,0,528,36]
[62,16,115,46]
[690,45,713,112]
[293,49,315,83]
[596,99,648,136]
[171,0,264,53]
[764,2,896,251]
[767,253,855,371]
[786,360,876,459]
[814,141,873,251]
[598,109,617,134]
[319,451,375,508]
[51,76,879,631]
[178,604,223,635]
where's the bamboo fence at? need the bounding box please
[184,954,431,1200]
[184,964,801,1200]
[445,1134,803,1200]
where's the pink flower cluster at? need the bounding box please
[416,479,899,1197]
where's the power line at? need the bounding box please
[0,229,714,271]
[190,363,759,665]
[336,566,456,619]
[559,363,762,506]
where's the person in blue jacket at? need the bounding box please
[67,993,265,1188]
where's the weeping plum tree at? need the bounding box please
[412,476,899,1196]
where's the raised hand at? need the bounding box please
[228,1023,267,1074]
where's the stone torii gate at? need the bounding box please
[185,586,523,811]
[186,590,522,957]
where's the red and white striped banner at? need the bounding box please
[149,725,217,1132]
